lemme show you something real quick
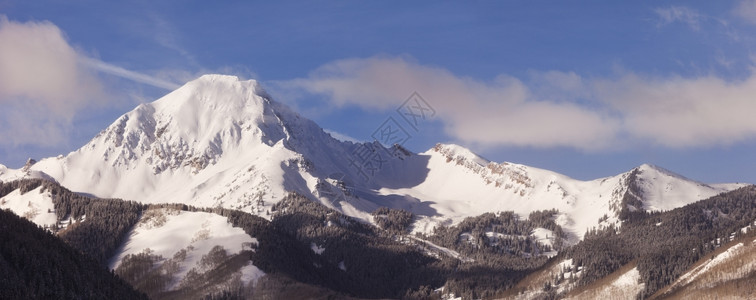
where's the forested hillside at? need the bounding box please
[0,208,147,299]
[505,185,756,299]
[2,178,755,299]
[0,179,143,264]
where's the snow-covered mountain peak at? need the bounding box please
[151,74,264,114]
[15,75,317,211]
[80,74,290,174]
[624,163,746,212]
[634,163,699,184]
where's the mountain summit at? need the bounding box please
[22,75,341,214]
[1,75,746,241]
[92,74,285,172]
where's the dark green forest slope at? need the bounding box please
[0,208,147,299]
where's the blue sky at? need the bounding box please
[2,1,756,183]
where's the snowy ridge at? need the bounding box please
[383,145,745,240]
[432,143,490,167]
[0,74,747,243]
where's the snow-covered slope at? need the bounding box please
[111,208,264,291]
[656,237,756,298]
[566,266,644,300]
[0,186,57,228]
[1,74,747,242]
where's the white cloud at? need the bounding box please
[0,16,187,149]
[282,57,619,150]
[0,16,104,147]
[734,0,756,24]
[594,73,756,147]
[283,56,756,150]
[655,6,703,30]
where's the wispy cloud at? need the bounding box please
[149,13,199,67]
[653,5,743,42]
[79,57,180,90]
[282,56,756,150]
[655,6,703,30]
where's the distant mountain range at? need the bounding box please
[0,75,745,239]
[1,75,754,299]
